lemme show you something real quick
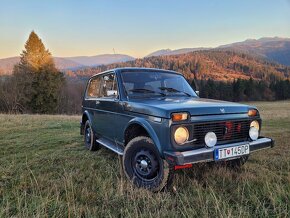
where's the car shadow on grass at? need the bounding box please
[172,162,247,190]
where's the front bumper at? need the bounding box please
[164,137,274,166]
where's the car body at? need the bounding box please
[80,67,274,191]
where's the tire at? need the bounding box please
[84,120,100,151]
[225,155,249,168]
[122,136,174,192]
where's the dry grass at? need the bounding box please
[0,101,290,217]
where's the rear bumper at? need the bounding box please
[164,137,274,166]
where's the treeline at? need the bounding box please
[195,78,290,102]
[0,75,85,114]
[2,75,290,114]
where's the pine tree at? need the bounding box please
[18,31,55,71]
[13,31,64,113]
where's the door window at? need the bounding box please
[100,73,118,98]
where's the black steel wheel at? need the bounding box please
[84,120,100,151]
[123,136,173,191]
[133,148,159,181]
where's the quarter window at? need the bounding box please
[86,76,101,98]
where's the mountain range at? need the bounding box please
[0,37,289,75]
[145,47,211,57]
[0,54,135,75]
[218,37,290,66]
[72,50,289,82]
[146,37,290,66]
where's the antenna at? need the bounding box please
[113,48,116,54]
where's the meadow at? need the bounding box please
[0,101,289,217]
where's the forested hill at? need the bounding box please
[70,50,290,82]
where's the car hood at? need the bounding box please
[125,97,252,118]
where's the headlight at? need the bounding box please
[204,132,217,148]
[249,120,259,140]
[249,127,259,140]
[174,127,189,145]
[250,120,260,130]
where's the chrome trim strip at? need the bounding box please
[181,137,272,158]
[249,137,272,146]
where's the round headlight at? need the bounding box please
[204,132,217,148]
[250,120,260,130]
[174,127,189,145]
[249,126,259,140]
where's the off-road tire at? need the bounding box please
[123,136,174,192]
[84,120,100,151]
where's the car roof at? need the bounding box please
[90,67,181,78]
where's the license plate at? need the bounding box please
[215,144,250,160]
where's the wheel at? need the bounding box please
[122,136,174,192]
[84,120,100,151]
[225,155,249,168]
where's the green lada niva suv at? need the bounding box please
[80,68,274,191]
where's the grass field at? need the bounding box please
[0,101,290,217]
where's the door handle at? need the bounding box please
[96,100,100,105]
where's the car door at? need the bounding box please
[94,72,123,142]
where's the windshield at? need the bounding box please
[121,71,197,98]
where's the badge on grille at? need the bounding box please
[220,108,225,113]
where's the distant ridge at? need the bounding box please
[145,37,290,66]
[146,47,210,57]
[0,54,135,75]
[72,50,289,82]
[217,37,290,66]
[1,37,290,75]
[65,54,135,67]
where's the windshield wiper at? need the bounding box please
[158,87,192,97]
[129,88,166,97]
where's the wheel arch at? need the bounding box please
[124,118,163,156]
[80,110,93,135]
[82,110,93,123]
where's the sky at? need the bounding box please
[0,0,290,58]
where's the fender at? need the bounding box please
[82,110,93,124]
[80,110,93,135]
[125,117,163,156]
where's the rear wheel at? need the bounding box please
[123,136,173,192]
[84,120,100,151]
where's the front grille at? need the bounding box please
[192,120,250,146]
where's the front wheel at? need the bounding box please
[123,136,173,192]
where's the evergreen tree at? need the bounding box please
[13,31,64,113]
[232,79,245,101]
[18,31,54,71]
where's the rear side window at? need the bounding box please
[100,73,118,98]
[86,76,101,98]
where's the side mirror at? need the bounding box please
[195,91,200,96]
[107,90,118,97]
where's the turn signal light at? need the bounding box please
[171,113,188,121]
[248,109,257,116]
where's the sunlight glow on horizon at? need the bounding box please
[0,0,290,58]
